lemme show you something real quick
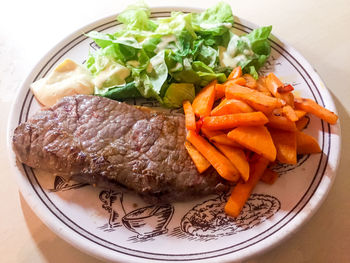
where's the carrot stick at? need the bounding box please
[227,66,242,80]
[267,114,297,131]
[214,143,250,182]
[260,168,279,184]
[295,116,310,131]
[214,84,227,100]
[256,76,272,96]
[242,74,257,89]
[202,112,269,130]
[225,155,270,217]
[266,72,284,96]
[226,84,283,114]
[183,100,196,131]
[187,130,240,182]
[294,110,307,119]
[210,134,242,148]
[225,77,247,87]
[294,97,338,124]
[296,131,321,154]
[184,141,211,173]
[200,128,224,139]
[282,105,298,122]
[211,98,253,116]
[269,128,297,164]
[192,80,216,117]
[227,126,276,162]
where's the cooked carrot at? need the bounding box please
[269,128,297,164]
[256,76,272,96]
[267,114,297,132]
[282,105,298,122]
[226,84,283,114]
[215,84,227,100]
[200,127,224,139]
[210,134,242,148]
[184,141,211,173]
[228,66,242,80]
[227,126,276,162]
[266,72,284,96]
[295,116,310,131]
[294,110,307,119]
[183,100,196,131]
[294,97,338,124]
[278,91,294,107]
[296,131,321,154]
[192,80,216,117]
[242,74,257,89]
[225,77,247,86]
[202,112,269,130]
[225,155,270,217]
[214,143,250,182]
[260,168,279,185]
[187,130,240,182]
[211,98,253,116]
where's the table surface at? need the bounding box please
[1,0,349,262]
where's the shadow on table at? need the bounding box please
[20,193,107,263]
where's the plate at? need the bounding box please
[7,6,341,263]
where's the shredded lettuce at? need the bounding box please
[85,1,272,108]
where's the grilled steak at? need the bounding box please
[13,95,230,202]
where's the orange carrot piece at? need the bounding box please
[210,134,242,148]
[256,76,272,96]
[225,155,270,217]
[214,143,250,182]
[278,91,295,107]
[183,100,196,131]
[267,114,297,132]
[260,168,279,185]
[269,128,297,164]
[294,97,338,124]
[211,98,253,116]
[226,84,283,114]
[294,110,307,119]
[227,126,276,162]
[242,74,257,89]
[187,131,240,181]
[225,77,247,87]
[266,72,284,96]
[228,66,242,80]
[202,112,269,130]
[295,116,310,131]
[215,84,227,100]
[200,127,224,139]
[296,131,321,154]
[184,141,211,173]
[192,80,216,117]
[282,105,298,122]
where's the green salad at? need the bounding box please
[85,1,272,108]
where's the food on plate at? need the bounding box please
[12,95,231,202]
[182,66,338,217]
[31,59,94,106]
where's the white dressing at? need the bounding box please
[93,63,130,89]
[155,35,176,52]
[30,59,94,107]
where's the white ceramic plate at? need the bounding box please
[7,6,341,263]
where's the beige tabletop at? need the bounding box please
[1,0,349,262]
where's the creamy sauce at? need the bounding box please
[93,63,130,89]
[155,35,176,52]
[30,59,94,107]
[219,35,253,68]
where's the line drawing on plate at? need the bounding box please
[170,193,281,241]
[49,175,89,192]
[271,153,310,176]
[97,189,174,241]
